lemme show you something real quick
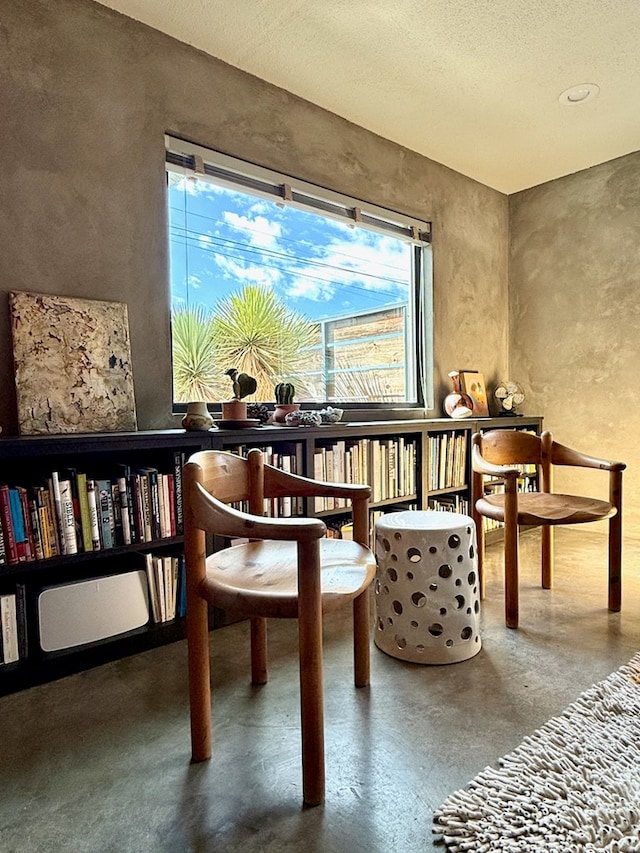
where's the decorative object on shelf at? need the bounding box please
[246,402,270,424]
[494,380,526,416]
[443,371,474,419]
[9,291,137,435]
[273,382,300,424]
[318,406,344,424]
[181,401,214,431]
[459,370,490,417]
[213,418,261,430]
[284,410,322,427]
[220,368,258,422]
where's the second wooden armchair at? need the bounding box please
[471,429,625,629]
[183,448,376,807]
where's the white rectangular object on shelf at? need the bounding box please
[38,571,149,652]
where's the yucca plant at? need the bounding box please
[210,285,316,400]
[171,305,218,402]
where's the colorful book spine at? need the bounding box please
[9,487,29,563]
[76,472,94,554]
[0,484,18,565]
[96,479,114,550]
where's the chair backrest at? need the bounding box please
[477,429,545,466]
[185,449,265,516]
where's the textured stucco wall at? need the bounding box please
[0,0,509,434]
[510,151,640,538]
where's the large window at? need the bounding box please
[166,136,432,410]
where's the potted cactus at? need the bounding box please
[273,381,300,424]
[221,368,257,421]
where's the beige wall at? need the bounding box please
[510,151,640,537]
[0,0,508,434]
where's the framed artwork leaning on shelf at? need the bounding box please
[459,371,490,417]
[9,291,138,435]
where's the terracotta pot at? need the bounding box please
[272,403,300,424]
[221,400,248,421]
[181,401,214,431]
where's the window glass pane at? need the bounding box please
[168,168,427,407]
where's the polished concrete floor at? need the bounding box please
[1,528,640,853]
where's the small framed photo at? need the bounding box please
[460,371,489,417]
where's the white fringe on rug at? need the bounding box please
[433,652,640,853]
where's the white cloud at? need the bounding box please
[213,253,281,287]
[223,212,282,249]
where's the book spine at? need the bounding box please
[15,583,28,660]
[76,472,94,554]
[166,474,176,536]
[17,486,36,562]
[0,514,6,565]
[0,594,19,664]
[49,472,66,555]
[86,480,102,551]
[111,481,123,546]
[9,487,28,563]
[129,473,144,543]
[116,475,132,545]
[58,480,78,555]
[96,480,114,549]
[144,552,160,623]
[0,485,18,565]
[173,451,184,535]
[26,493,45,562]
[39,487,60,557]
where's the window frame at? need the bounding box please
[165,135,434,415]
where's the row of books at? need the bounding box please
[0,452,186,566]
[0,586,27,665]
[427,431,467,492]
[427,493,471,514]
[313,437,417,511]
[143,552,186,624]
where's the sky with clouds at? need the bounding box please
[167,174,412,322]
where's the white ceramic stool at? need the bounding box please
[374,511,481,664]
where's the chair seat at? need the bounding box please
[202,538,377,619]
[477,491,616,527]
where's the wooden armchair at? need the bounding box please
[471,429,625,629]
[183,448,376,806]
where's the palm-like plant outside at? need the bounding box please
[171,305,219,402]
[171,286,317,402]
[209,285,317,401]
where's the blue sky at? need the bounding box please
[167,175,411,322]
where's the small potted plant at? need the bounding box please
[221,368,257,421]
[273,382,300,424]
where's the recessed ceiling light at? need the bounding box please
[558,83,600,105]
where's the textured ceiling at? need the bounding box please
[94,0,640,193]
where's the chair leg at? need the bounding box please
[475,512,486,600]
[353,591,371,688]
[541,525,554,589]
[297,541,325,807]
[187,594,212,762]
[504,521,519,629]
[608,513,622,612]
[250,617,268,685]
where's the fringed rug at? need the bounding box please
[433,652,640,852]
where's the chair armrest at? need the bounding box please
[551,441,626,472]
[263,463,372,501]
[191,482,327,542]
[471,444,521,480]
